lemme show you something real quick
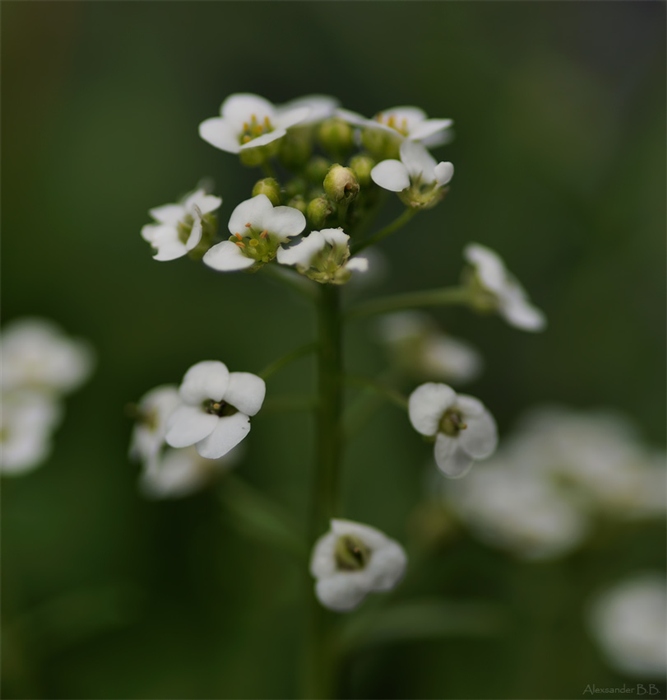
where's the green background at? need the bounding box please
[2,2,665,698]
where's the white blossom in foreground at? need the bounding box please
[310,519,407,612]
[199,93,311,154]
[464,243,546,332]
[588,575,667,678]
[165,361,265,459]
[1,318,95,394]
[371,141,453,209]
[409,383,497,478]
[377,311,482,384]
[129,385,181,466]
[203,194,306,272]
[141,188,222,262]
[0,391,62,475]
[277,228,368,284]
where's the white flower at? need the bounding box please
[310,519,407,612]
[129,385,181,465]
[0,318,94,395]
[371,140,454,194]
[203,195,306,272]
[0,390,62,475]
[377,311,482,384]
[141,188,222,262]
[165,361,265,459]
[277,228,368,284]
[408,383,497,478]
[277,95,339,125]
[464,243,546,332]
[199,93,311,154]
[588,575,667,678]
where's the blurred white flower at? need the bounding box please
[165,361,265,460]
[409,383,497,478]
[203,194,306,272]
[464,243,546,332]
[310,519,407,612]
[141,188,222,262]
[377,311,482,384]
[0,391,62,475]
[1,318,95,394]
[129,384,181,465]
[199,93,310,154]
[277,228,368,284]
[277,95,339,125]
[588,575,667,678]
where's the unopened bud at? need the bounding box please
[318,118,354,156]
[287,196,308,215]
[324,165,359,204]
[252,178,281,206]
[307,197,333,228]
[305,156,332,185]
[279,131,313,170]
[349,155,376,187]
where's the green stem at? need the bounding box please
[261,263,316,301]
[350,207,417,255]
[345,374,408,410]
[258,342,317,380]
[261,159,277,179]
[346,286,472,320]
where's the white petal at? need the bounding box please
[198,118,241,154]
[179,360,230,404]
[366,540,408,592]
[228,195,274,235]
[141,223,159,243]
[315,575,369,612]
[377,106,427,130]
[434,434,474,478]
[185,217,202,252]
[434,161,454,186]
[455,397,498,459]
[196,412,251,459]
[277,231,325,268]
[408,383,456,436]
[260,205,306,240]
[330,519,393,550]
[346,257,368,273]
[203,241,255,272]
[334,108,368,127]
[464,243,508,296]
[274,106,311,130]
[409,118,453,141]
[399,140,437,183]
[150,226,188,262]
[165,405,219,448]
[221,93,275,130]
[279,95,338,124]
[500,293,547,332]
[224,372,266,417]
[319,228,350,248]
[148,204,185,225]
[310,531,338,579]
[239,128,287,151]
[184,190,222,216]
[371,160,410,192]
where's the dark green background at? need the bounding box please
[2,2,665,698]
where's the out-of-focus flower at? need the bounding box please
[199,93,311,154]
[141,188,222,262]
[408,383,497,478]
[165,361,265,460]
[1,318,94,394]
[310,519,407,612]
[277,228,368,284]
[377,311,482,384]
[278,95,339,125]
[129,385,181,465]
[203,195,306,272]
[463,243,546,332]
[588,575,667,678]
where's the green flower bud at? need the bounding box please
[349,155,376,187]
[361,129,400,161]
[252,178,281,206]
[287,196,308,215]
[318,118,354,156]
[305,156,332,185]
[284,177,307,199]
[324,165,359,204]
[307,197,333,228]
[279,130,313,170]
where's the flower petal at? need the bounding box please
[500,291,547,332]
[464,243,508,296]
[165,405,219,448]
[148,204,185,225]
[278,95,339,124]
[195,412,251,459]
[179,360,230,404]
[149,226,188,262]
[409,118,453,142]
[434,433,474,478]
[346,257,368,273]
[228,195,274,235]
[221,93,275,130]
[371,160,410,192]
[239,129,287,151]
[456,397,498,459]
[185,217,202,252]
[198,118,241,154]
[277,231,325,268]
[434,161,454,186]
[224,372,266,417]
[315,574,369,612]
[319,228,350,247]
[274,106,311,130]
[184,190,222,216]
[366,540,408,591]
[260,205,307,240]
[399,140,437,183]
[203,241,255,272]
[408,383,456,436]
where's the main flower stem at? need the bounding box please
[350,207,417,255]
[303,283,343,699]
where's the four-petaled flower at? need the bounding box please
[203,194,306,271]
[277,228,368,284]
[463,243,546,332]
[165,361,266,459]
[129,385,181,466]
[408,383,497,478]
[310,519,407,612]
[199,93,311,154]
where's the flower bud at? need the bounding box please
[305,156,332,185]
[324,165,359,204]
[349,155,376,187]
[284,177,307,199]
[318,118,354,156]
[307,197,333,228]
[287,196,308,215]
[252,178,281,206]
[279,131,313,170]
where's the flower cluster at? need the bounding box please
[0,318,95,475]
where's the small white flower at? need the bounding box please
[408,383,497,478]
[0,390,62,475]
[203,194,306,272]
[199,93,311,154]
[277,95,339,125]
[141,188,222,262]
[165,361,265,460]
[371,140,454,198]
[0,318,94,395]
[129,385,181,465]
[277,228,368,284]
[588,575,667,678]
[464,243,546,332]
[310,519,407,612]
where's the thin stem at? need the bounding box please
[345,374,408,410]
[261,159,277,179]
[346,286,472,320]
[261,394,316,413]
[350,207,417,255]
[258,342,317,381]
[261,263,317,301]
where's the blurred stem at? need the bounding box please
[344,374,408,410]
[302,283,343,699]
[258,342,317,380]
[350,207,417,254]
[261,263,317,301]
[346,285,471,320]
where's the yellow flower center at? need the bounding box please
[240,113,275,145]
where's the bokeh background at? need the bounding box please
[2,2,665,698]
